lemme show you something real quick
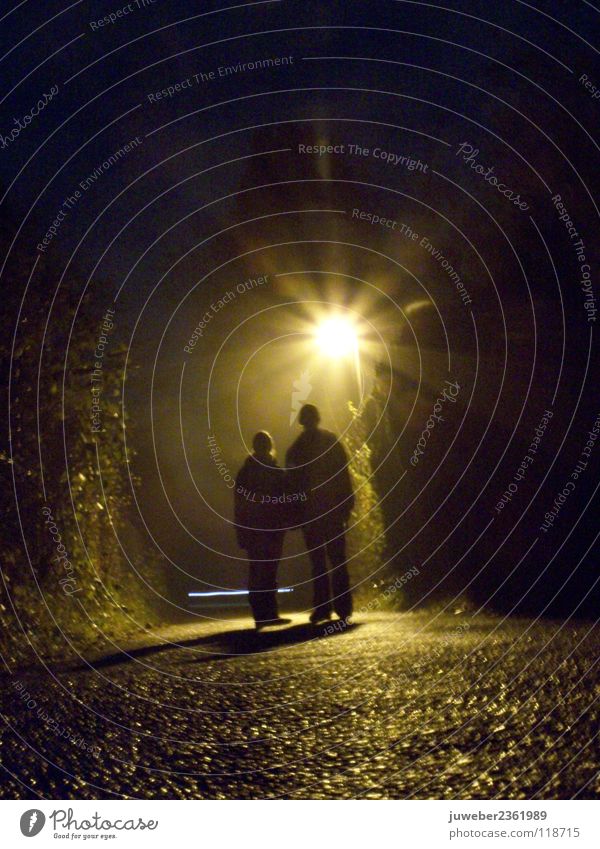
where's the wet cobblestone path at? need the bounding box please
[1,613,599,799]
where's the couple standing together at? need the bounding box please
[234,404,354,630]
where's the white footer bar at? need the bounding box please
[1,799,598,847]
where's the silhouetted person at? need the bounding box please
[234,431,287,630]
[286,404,354,624]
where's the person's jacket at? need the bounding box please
[285,428,354,523]
[234,455,286,548]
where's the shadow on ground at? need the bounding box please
[83,620,361,671]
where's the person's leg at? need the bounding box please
[326,521,353,619]
[247,536,272,625]
[303,524,332,619]
[262,532,284,620]
[248,560,268,625]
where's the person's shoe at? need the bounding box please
[256,617,290,630]
[334,611,353,625]
[309,610,332,625]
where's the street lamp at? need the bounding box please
[313,315,364,400]
[314,316,359,358]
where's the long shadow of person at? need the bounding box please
[83,621,361,670]
[185,620,361,664]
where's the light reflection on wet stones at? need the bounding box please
[1,613,598,799]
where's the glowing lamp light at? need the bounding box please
[314,317,358,358]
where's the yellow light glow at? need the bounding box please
[315,317,358,357]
